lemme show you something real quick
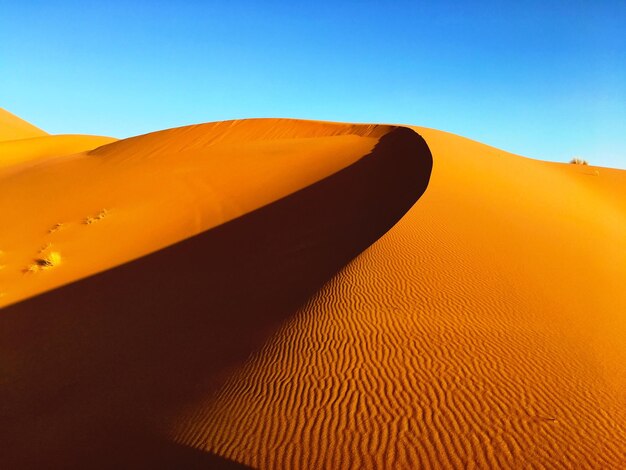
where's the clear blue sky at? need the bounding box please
[1,1,625,168]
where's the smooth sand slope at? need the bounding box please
[0,134,117,171]
[0,116,432,468]
[171,128,626,468]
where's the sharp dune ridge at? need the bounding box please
[1,112,625,469]
[88,117,390,158]
[0,119,398,309]
[0,119,432,468]
[172,126,626,469]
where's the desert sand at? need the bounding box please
[0,108,48,141]
[1,109,624,469]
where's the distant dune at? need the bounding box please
[0,134,117,171]
[1,111,625,469]
[0,108,48,141]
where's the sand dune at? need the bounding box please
[170,128,626,468]
[0,134,117,172]
[0,108,48,142]
[1,111,625,468]
[0,119,400,308]
[0,117,432,468]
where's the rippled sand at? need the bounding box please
[1,110,624,468]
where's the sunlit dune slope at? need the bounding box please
[0,119,399,307]
[0,108,48,141]
[1,111,624,469]
[172,127,626,468]
[0,134,117,171]
[0,119,434,468]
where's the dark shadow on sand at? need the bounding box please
[0,127,432,469]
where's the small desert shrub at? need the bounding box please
[25,251,61,273]
[570,157,588,165]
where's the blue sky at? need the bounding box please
[1,1,625,168]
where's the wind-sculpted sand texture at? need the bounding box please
[2,109,624,469]
[172,128,626,469]
[0,119,432,468]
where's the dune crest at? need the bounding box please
[0,120,433,468]
[170,126,626,469]
[0,119,409,308]
[2,110,625,468]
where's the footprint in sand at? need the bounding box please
[48,222,64,234]
[83,208,109,225]
[21,208,110,275]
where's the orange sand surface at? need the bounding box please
[1,111,625,469]
[0,118,394,308]
[171,127,626,469]
[0,134,117,172]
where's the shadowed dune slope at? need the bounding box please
[0,108,48,142]
[0,119,394,307]
[172,127,626,469]
[0,123,432,468]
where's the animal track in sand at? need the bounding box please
[48,223,64,234]
[20,208,110,275]
[83,208,109,225]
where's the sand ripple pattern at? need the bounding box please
[173,129,626,469]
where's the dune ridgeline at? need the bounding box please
[0,108,624,469]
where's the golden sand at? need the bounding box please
[1,111,624,468]
[0,108,48,142]
[0,118,393,308]
[171,127,626,468]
